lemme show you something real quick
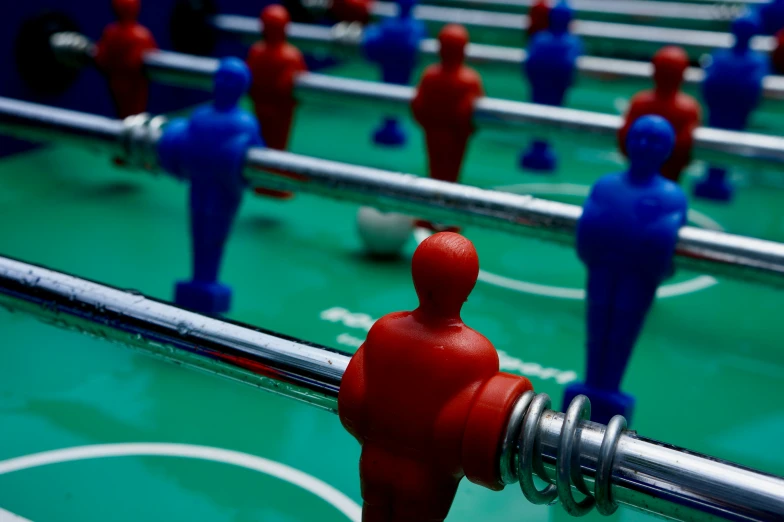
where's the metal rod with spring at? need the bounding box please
[208,13,784,100]
[3,96,784,287]
[0,254,783,521]
[47,32,784,172]
[416,0,742,31]
[364,1,775,59]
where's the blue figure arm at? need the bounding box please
[576,174,621,266]
[362,24,386,64]
[157,117,190,181]
[232,112,264,188]
[643,182,688,277]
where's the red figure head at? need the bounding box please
[652,46,688,97]
[412,232,479,321]
[113,0,140,22]
[439,24,469,70]
[262,5,290,45]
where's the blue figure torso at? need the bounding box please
[702,47,768,130]
[158,104,262,283]
[578,174,687,275]
[757,0,784,35]
[524,31,582,106]
[363,16,426,85]
[577,171,687,391]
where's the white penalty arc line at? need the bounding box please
[0,443,361,522]
[0,508,32,522]
[416,182,721,300]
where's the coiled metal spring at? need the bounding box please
[498,391,628,517]
[120,113,167,171]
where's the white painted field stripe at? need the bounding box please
[0,444,361,522]
[0,508,33,522]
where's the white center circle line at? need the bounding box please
[0,443,361,522]
[415,183,721,300]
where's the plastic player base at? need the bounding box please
[561,382,635,426]
[519,140,557,173]
[372,118,406,147]
[175,280,231,315]
[693,168,733,202]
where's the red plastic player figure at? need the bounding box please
[246,5,308,200]
[618,46,701,182]
[772,28,784,74]
[339,232,532,522]
[528,0,550,38]
[95,0,158,118]
[329,0,372,23]
[412,24,484,184]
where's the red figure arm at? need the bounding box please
[337,343,367,442]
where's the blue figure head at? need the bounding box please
[626,115,675,181]
[549,1,573,35]
[732,13,759,52]
[397,0,416,19]
[213,57,251,111]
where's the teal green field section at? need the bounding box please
[2,55,784,522]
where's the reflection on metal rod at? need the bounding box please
[3,96,784,287]
[44,35,784,169]
[366,2,775,58]
[419,0,740,30]
[0,256,349,412]
[207,15,784,101]
[1,256,784,522]
[242,148,784,286]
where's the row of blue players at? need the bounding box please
[364,0,771,201]
[159,55,689,425]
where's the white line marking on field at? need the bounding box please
[0,508,33,522]
[0,444,361,521]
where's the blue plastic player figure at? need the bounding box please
[561,115,688,426]
[158,58,263,315]
[697,14,768,202]
[520,0,581,172]
[363,0,426,146]
[757,0,784,35]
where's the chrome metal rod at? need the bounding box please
[48,34,784,170]
[0,255,349,412]
[243,149,784,286]
[1,255,783,521]
[0,96,124,155]
[420,0,739,30]
[3,96,784,286]
[366,2,775,58]
[209,14,784,100]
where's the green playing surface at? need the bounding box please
[2,48,784,522]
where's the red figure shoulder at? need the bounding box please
[247,42,307,101]
[528,0,550,37]
[330,0,371,23]
[412,63,483,132]
[95,23,156,73]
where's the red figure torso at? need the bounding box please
[339,232,532,522]
[772,28,784,74]
[246,5,308,200]
[528,0,550,38]
[618,47,701,182]
[95,1,157,118]
[246,42,307,149]
[329,0,372,23]
[247,5,307,151]
[412,25,484,183]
